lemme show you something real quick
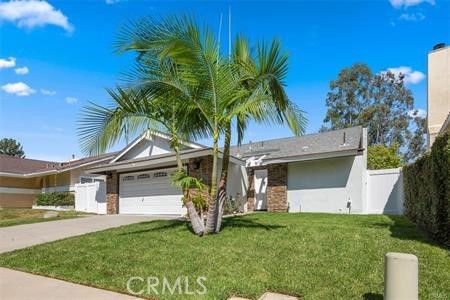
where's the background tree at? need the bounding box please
[322,63,425,161]
[367,143,403,170]
[0,138,25,158]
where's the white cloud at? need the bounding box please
[385,66,426,84]
[42,125,64,132]
[408,109,427,119]
[389,0,435,8]
[0,0,74,32]
[14,66,29,75]
[1,82,36,96]
[399,12,426,21]
[41,89,56,96]
[0,57,16,69]
[65,96,78,104]
[105,0,120,4]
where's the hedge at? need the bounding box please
[36,192,75,206]
[403,131,450,248]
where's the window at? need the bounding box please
[153,172,168,178]
[80,176,105,184]
[122,175,135,182]
[137,173,150,180]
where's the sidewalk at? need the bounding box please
[0,267,141,300]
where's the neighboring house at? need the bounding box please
[0,153,115,208]
[427,43,450,148]
[87,126,375,215]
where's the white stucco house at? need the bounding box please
[82,126,403,216]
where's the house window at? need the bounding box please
[137,173,150,180]
[80,176,105,184]
[153,172,168,178]
[122,175,135,182]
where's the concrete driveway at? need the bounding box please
[0,214,176,254]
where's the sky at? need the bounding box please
[0,0,449,162]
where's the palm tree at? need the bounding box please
[78,61,208,235]
[213,36,307,232]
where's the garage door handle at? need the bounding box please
[141,198,144,202]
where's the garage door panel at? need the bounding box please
[119,169,185,215]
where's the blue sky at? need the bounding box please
[0,0,448,161]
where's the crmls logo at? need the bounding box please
[127,276,207,296]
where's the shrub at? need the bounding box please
[36,192,75,206]
[403,131,450,248]
[367,143,402,170]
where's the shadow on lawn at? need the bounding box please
[119,220,194,235]
[362,292,383,300]
[367,216,444,249]
[221,216,286,231]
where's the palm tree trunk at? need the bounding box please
[214,122,231,233]
[174,141,205,236]
[205,127,219,233]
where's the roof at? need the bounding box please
[86,147,245,174]
[0,152,118,177]
[110,130,205,163]
[230,126,364,163]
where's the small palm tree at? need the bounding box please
[78,64,208,235]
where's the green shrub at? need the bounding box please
[403,131,450,248]
[36,192,75,206]
[367,143,402,170]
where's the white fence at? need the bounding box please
[74,182,107,214]
[367,168,404,215]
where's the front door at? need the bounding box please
[254,169,268,210]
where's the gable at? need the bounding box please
[120,136,172,161]
[111,131,205,163]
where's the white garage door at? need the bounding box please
[119,169,185,215]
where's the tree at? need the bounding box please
[322,63,425,161]
[79,15,306,235]
[0,138,25,158]
[367,143,403,170]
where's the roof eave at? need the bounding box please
[259,148,361,165]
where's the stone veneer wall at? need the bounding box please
[247,163,288,212]
[188,156,213,186]
[106,171,119,214]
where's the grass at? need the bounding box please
[0,213,448,299]
[0,208,88,227]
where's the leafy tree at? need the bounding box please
[367,143,402,170]
[322,63,425,161]
[0,138,25,158]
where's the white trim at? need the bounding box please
[0,187,41,194]
[109,130,206,163]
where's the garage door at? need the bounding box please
[119,169,185,215]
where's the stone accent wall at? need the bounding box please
[106,171,119,214]
[246,163,288,212]
[188,155,213,187]
[266,163,288,212]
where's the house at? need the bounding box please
[0,153,115,208]
[86,131,248,215]
[427,43,450,148]
[86,126,370,215]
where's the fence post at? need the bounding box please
[384,252,418,300]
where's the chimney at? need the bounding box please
[72,154,75,160]
[433,43,446,51]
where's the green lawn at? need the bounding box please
[0,213,448,299]
[0,208,88,227]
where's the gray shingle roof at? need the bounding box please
[230,126,363,161]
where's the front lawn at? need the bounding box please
[0,213,448,299]
[0,208,88,227]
